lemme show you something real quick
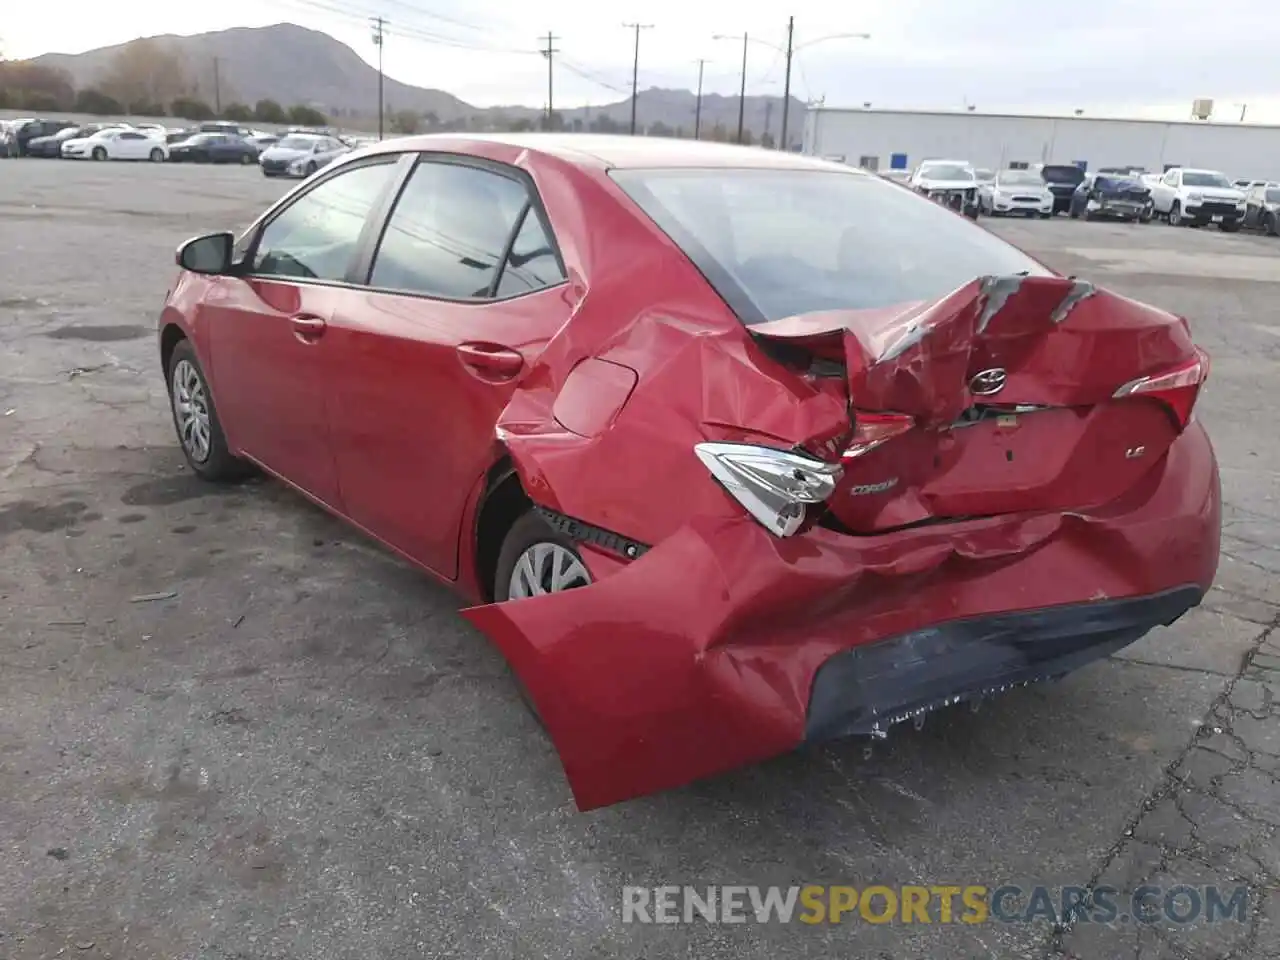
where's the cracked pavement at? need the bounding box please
[1,160,1278,960]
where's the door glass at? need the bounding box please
[494,210,565,298]
[370,161,529,298]
[252,161,395,282]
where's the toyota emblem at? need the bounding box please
[969,368,1007,396]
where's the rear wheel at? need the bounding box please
[165,340,250,482]
[305,161,317,176]
[1169,201,1183,226]
[493,509,593,727]
[1220,220,1241,233]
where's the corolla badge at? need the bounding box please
[969,368,1007,396]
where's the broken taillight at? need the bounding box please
[1112,348,1209,430]
[843,411,916,460]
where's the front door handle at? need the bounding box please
[291,314,327,342]
[456,342,524,380]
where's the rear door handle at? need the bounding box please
[291,314,327,342]
[456,342,524,380]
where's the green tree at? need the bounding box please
[171,97,215,121]
[390,109,419,134]
[509,116,536,132]
[253,98,286,123]
[222,102,252,122]
[760,131,776,149]
[74,88,123,114]
[647,120,673,138]
[287,104,328,126]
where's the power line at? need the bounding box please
[559,59,630,95]
[540,32,559,129]
[623,22,654,135]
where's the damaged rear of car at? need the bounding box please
[464,161,1220,811]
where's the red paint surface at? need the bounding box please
[160,137,1222,811]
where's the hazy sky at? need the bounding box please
[5,0,1280,121]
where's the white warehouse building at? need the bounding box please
[803,107,1280,181]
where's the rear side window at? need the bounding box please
[251,161,396,282]
[369,161,530,299]
[611,167,1050,326]
[494,210,565,298]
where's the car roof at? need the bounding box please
[359,133,859,173]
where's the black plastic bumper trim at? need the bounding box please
[536,507,651,561]
[804,585,1204,743]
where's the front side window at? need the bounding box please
[251,161,395,281]
[612,168,1050,327]
[369,160,530,299]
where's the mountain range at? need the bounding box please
[26,23,807,145]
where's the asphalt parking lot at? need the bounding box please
[1,159,1278,960]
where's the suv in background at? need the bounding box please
[11,118,76,157]
[1148,168,1246,230]
[1039,164,1087,215]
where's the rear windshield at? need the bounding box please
[1041,166,1085,183]
[611,168,1050,326]
[277,136,318,150]
[1095,176,1141,191]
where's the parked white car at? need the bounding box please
[61,128,168,162]
[980,168,1055,218]
[1147,167,1246,231]
[909,159,981,218]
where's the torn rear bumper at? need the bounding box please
[805,584,1203,743]
[463,421,1220,812]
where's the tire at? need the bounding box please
[1069,207,1079,219]
[165,340,250,482]
[1169,201,1183,227]
[240,153,252,165]
[1265,213,1279,237]
[305,161,317,176]
[493,508,593,726]
[1219,220,1241,233]
[1140,203,1154,223]
[91,146,106,161]
[1039,212,1051,220]
[149,148,164,162]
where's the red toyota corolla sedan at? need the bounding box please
[159,134,1221,811]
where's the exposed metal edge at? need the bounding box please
[535,507,651,560]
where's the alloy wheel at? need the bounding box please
[171,359,212,463]
[507,542,591,598]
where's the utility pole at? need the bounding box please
[694,59,707,139]
[764,98,773,144]
[624,23,654,135]
[540,32,559,129]
[779,16,794,150]
[371,16,386,139]
[736,32,748,144]
[212,56,222,115]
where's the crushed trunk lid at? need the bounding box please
[749,274,1206,533]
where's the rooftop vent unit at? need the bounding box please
[1191,98,1214,120]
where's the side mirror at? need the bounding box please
[176,232,234,275]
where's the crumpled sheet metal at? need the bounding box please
[463,421,1220,810]
[749,274,1197,426]
[496,307,850,543]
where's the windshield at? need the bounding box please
[975,169,995,181]
[1041,166,1084,183]
[277,137,318,150]
[56,128,82,140]
[611,168,1050,327]
[997,170,1043,186]
[919,164,973,181]
[1182,171,1233,188]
